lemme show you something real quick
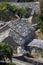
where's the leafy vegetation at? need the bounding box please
[0,2,14,21]
[40,4,43,13]
[0,2,32,21]
[17,7,31,18]
[8,63,16,65]
[36,5,43,33]
[40,52,43,58]
[0,42,13,62]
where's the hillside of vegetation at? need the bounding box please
[0,2,32,22]
[35,4,43,39]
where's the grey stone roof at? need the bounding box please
[3,36,18,49]
[0,19,35,46]
[9,19,35,45]
[28,39,43,49]
[9,30,25,45]
[9,19,35,37]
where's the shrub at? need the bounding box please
[40,5,43,13]
[38,13,43,21]
[40,52,43,58]
[8,63,16,65]
[0,42,13,61]
[0,2,32,21]
[0,2,13,21]
[36,4,43,33]
[17,7,32,18]
[37,13,43,33]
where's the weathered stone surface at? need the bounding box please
[28,39,43,49]
[10,30,25,45]
[9,19,35,45]
[0,19,35,45]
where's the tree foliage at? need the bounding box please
[17,7,32,18]
[37,5,43,33]
[0,42,13,62]
[0,2,32,21]
[0,2,13,21]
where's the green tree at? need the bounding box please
[0,2,13,21]
[37,5,43,33]
[17,7,32,18]
[0,2,32,21]
[0,42,13,62]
